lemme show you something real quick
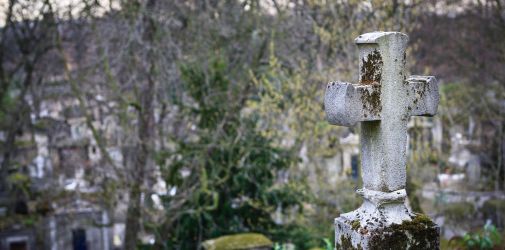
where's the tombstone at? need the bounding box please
[324,32,440,249]
[350,155,359,180]
[47,201,112,250]
[340,132,360,179]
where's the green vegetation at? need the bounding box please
[161,58,311,248]
[444,223,504,250]
[482,199,505,228]
[462,224,502,250]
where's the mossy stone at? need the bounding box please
[369,214,439,250]
[336,214,439,249]
[360,49,383,85]
[336,235,363,250]
[202,233,273,250]
[351,220,361,230]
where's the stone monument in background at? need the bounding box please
[324,32,440,249]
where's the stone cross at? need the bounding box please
[325,32,440,249]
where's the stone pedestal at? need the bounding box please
[335,213,439,250]
[335,188,439,249]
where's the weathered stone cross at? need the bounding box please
[325,32,440,249]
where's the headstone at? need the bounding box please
[324,32,440,249]
[340,132,360,179]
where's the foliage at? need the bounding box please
[248,40,340,160]
[160,58,310,249]
[448,222,503,250]
[440,221,505,250]
[322,238,333,250]
[481,199,505,229]
[0,87,17,127]
[439,82,505,191]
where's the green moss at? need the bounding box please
[351,220,361,230]
[202,233,273,250]
[339,235,353,250]
[337,235,363,250]
[411,213,435,226]
[369,214,438,250]
[338,214,438,249]
[369,230,408,250]
[392,214,435,232]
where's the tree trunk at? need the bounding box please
[124,1,157,248]
[124,72,155,249]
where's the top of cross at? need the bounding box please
[325,32,438,127]
[355,31,403,44]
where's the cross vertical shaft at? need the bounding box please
[358,33,409,192]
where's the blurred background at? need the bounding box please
[0,0,503,249]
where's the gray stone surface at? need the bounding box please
[324,31,440,249]
[335,214,440,249]
[325,83,381,126]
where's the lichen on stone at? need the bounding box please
[337,234,364,250]
[360,49,383,85]
[359,85,382,116]
[368,213,439,250]
[351,220,361,230]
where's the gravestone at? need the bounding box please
[324,32,440,249]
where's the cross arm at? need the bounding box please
[406,75,439,117]
[324,81,382,127]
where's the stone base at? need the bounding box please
[335,213,440,250]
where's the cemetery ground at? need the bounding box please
[0,1,505,250]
